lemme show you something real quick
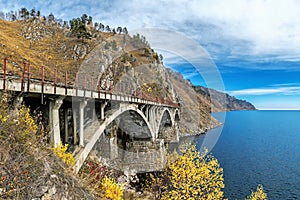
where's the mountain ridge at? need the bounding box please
[193,85,256,112]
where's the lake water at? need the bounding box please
[195,110,300,199]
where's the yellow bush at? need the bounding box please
[246,184,267,200]
[53,142,75,166]
[0,114,7,122]
[155,144,224,200]
[101,177,124,200]
[18,105,38,139]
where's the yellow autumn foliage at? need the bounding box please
[246,184,267,200]
[101,177,124,200]
[0,114,7,122]
[52,142,75,166]
[18,105,38,139]
[157,144,224,200]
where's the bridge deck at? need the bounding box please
[0,57,179,107]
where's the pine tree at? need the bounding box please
[117,26,122,34]
[20,8,29,19]
[30,8,35,18]
[69,15,92,41]
[123,27,128,34]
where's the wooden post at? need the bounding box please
[54,68,57,95]
[3,57,6,90]
[27,63,31,92]
[41,66,44,104]
[65,71,68,95]
[21,62,26,91]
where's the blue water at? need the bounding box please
[196,110,300,200]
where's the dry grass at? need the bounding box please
[0,92,93,199]
[0,19,158,82]
[0,19,99,80]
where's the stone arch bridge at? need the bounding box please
[0,57,180,173]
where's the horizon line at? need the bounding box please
[256,108,300,111]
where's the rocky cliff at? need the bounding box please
[193,85,256,112]
[166,69,256,135]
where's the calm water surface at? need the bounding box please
[196,110,300,199]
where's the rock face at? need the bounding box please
[166,69,220,135]
[166,69,256,135]
[21,18,59,41]
[193,86,256,112]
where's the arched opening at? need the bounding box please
[157,110,174,141]
[117,110,152,140]
[93,110,153,161]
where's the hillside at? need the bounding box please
[0,16,256,135]
[166,70,255,134]
[0,17,175,100]
[165,69,218,134]
[0,93,94,199]
[193,85,256,112]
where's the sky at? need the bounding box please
[1,0,300,109]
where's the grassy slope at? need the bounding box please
[167,69,220,134]
[0,19,97,80]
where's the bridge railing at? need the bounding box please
[0,56,180,108]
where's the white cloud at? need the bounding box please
[97,0,300,66]
[95,0,300,58]
[1,0,300,67]
[229,86,300,96]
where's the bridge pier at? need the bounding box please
[64,108,72,143]
[148,106,159,139]
[100,101,108,120]
[49,97,64,147]
[145,106,150,121]
[72,108,78,145]
[79,100,87,147]
[110,124,118,159]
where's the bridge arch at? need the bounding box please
[75,104,154,173]
[116,109,153,139]
[156,108,174,139]
[159,109,173,126]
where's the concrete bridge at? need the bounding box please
[0,57,180,173]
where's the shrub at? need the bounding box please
[246,184,267,200]
[0,114,7,122]
[101,177,124,200]
[52,142,75,166]
[18,105,38,140]
[147,144,224,199]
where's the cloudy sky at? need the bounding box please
[1,0,300,109]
